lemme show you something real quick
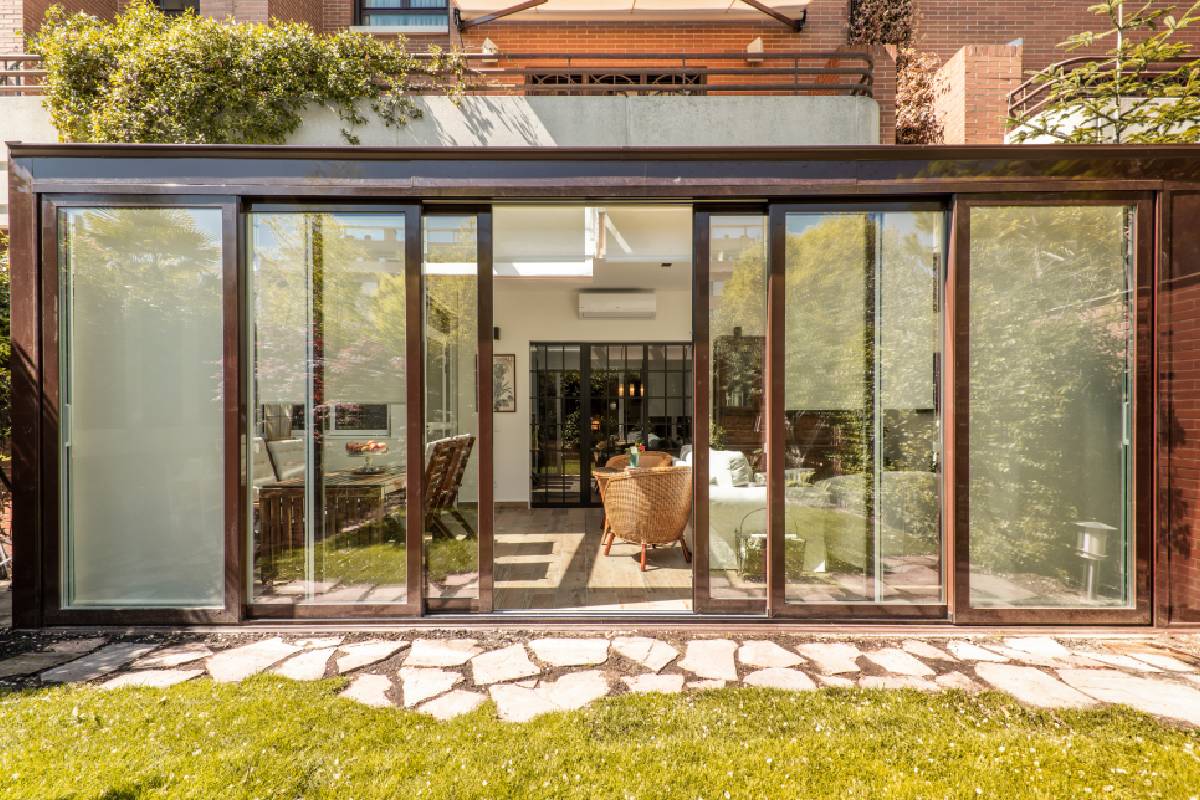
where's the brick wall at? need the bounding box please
[23,0,117,39]
[933,44,1022,144]
[1165,192,1200,622]
[913,0,1200,75]
[0,0,20,51]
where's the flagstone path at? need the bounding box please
[3,630,1200,727]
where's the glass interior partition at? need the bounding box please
[781,208,944,606]
[423,214,481,602]
[967,204,1134,609]
[248,210,410,607]
[707,213,769,604]
[60,207,225,607]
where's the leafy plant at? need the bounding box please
[1011,0,1200,143]
[29,0,461,145]
[848,0,944,144]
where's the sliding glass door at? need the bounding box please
[955,197,1153,624]
[247,206,421,615]
[768,204,945,617]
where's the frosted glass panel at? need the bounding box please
[60,207,225,608]
[968,205,1134,608]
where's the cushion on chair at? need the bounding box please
[266,439,305,481]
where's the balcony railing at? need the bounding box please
[0,50,874,98]
[1008,55,1195,125]
[0,55,45,95]
[425,50,874,97]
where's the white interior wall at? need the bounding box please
[491,280,692,503]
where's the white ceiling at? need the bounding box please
[456,0,809,21]
[492,204,693,290]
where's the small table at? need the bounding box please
[259,469,407,551]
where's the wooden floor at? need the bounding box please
[494,507,693,612]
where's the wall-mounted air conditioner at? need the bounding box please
[577,290,657,319]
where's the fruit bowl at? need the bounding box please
[346,440,389,474]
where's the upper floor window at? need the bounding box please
[155,0,200,15]
[357,0,450,31]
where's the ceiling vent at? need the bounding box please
[578,290,657,319]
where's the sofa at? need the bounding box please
[685,448,938,576]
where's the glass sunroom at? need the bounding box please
[8,143,1197,628]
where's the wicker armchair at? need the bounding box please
[602,465,693,571]
[604,451,673,470]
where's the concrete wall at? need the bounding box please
[290,95,882,147]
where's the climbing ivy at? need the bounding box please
[28,0,461,144]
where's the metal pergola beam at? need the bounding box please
[738,0,806,31]
[458,0,548,29]
[457,0,807,32]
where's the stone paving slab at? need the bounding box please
[902,640,952,661]
[401,667,463,708]
[612,636,677,672]
[529,638,608,667]
[102,669,204,690]
[207,638,301,683]
[1058,668,1200,726]
[795,642,862,674]
[340,674,393,708]
[622,673,684,694]
[405,639,480,667]
[471,644,540,685]
[420,689,485,720]
[738,641,804,669]
[274,648,337,681]
[42,643,158,684]
[743,667,816,691]
[679,640,737,681]
[0,652,76,679]
[946,640,1009,662]
[132,644,213,669]
[865,648,935,678]
[975,663,1095,709]
[335,640,408,674]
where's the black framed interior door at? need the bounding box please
[530,342,692,508]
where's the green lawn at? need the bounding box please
[262,515,478,586]
[1,678,1198,799]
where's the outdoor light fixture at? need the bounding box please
[1076,521,1117,600]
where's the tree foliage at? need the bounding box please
[848,0,944,144]
[28,0,461,144]
[1011,0,1200,143]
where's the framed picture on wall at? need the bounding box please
[493,354,517,412]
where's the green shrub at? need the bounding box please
[28,0,461,144]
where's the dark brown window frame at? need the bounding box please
[7,144,1193,629]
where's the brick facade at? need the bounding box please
[933,44,1022,144]
[1164,192,1200,622]
[913,0,1200,76]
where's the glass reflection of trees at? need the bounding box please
[969,206,1133,608]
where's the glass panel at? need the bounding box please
[423,215,480,600]
[60,207,224,608]
[708,213,768,601]
[248,212,409,606]
[968,205,1134,609]
[782,210,943,605]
